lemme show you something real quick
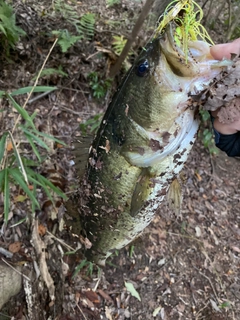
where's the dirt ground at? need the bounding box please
[0,0,240,319]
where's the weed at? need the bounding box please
[78,13,96,40]
[52,29,83,53]
[52,1,96,51]
[219,301,231,309]
[0,0,26,54]
[53,0,79,23]
[79,114,103,136]
[199,110,219,155]
[88,72,112,99]
[72,259,94,277]
[32,66,68,81]
[129,245,135,258]
[0,87,67,224]
[106,0,121,7]
[112,35,129,56]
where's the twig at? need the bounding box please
[1,258,30,281]
[109,0,156,77]
[195,301,210,320]
[46,230,75,252]
[58,105,84,115]
[167,231,203,243]
[12,38,58,134]
[93,268,102,292]
[27,90,57,104]
[57,86,89,93]
[31,219,55,302]
[0,247,13,258]
[74,303,88,320]
[194,266,220,303]
[0,312,12,319]
[8,131,29,185]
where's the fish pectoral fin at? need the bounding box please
[73,136,93,179]
[167,178,182,217]
[130,168,152,217]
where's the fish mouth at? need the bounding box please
[159,22,213,77]
[158,22,232,94]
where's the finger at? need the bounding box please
[210,38,240,60]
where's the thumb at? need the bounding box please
[210,38,240,60]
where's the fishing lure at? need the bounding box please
[154,0,214,63]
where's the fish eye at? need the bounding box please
[136,59,149,77]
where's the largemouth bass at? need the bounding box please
[72,24,230,266]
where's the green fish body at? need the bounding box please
[75,25,230,266]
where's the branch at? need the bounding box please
[109,0,172,77]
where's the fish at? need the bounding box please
[70,23,231,266]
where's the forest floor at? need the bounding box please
[0,0,240,319]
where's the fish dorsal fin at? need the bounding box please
[73,135,93,179]
[167,178,182,217]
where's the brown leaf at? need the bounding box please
[97,289,113,302]
[84,289,100,305]
[218,97,240,124]
[202,57,240,126]
[38,224,47,236]
[6,142,13,152]
[8,241,22,253]
[195,172,202,181]
[79,235,92,249]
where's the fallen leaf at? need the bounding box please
[84,289,100,305]
[210,299,221,312]
[153,306,161,317]
[14,195,28,202]
[195,172,202,181]
[195,226,201,237]
[105,306,113,320]
[231,246,240,253]
[125,281,141,301]
[38,224,47,236]
[97,289,113,302]
[7,141,13,152]
[9,241,22,253]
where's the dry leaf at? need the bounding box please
[195,172,202,181]
[84,289,100,304]
[38,224,47,236]
[105,306,113,320]
[97,289,113,302]
[14,195,27,202]
[6,141,13,152]
[231,246,240,253]
[9,242,22,253]
[202,57,240,124]
[31,219,55,302]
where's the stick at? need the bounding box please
[110,0,171,77]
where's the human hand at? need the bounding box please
[210,38,240,60]
[210,38,240,134]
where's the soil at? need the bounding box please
[0,0,240,319]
